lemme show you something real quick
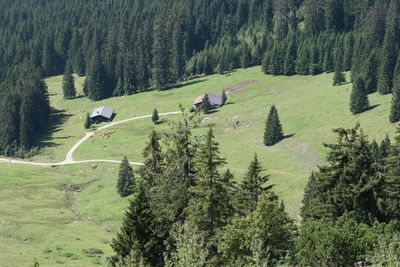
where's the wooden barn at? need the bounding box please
[90,106,115,123]
[193,93,223,110]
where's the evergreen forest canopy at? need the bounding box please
[0,0,399,152]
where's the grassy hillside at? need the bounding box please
[0,162,128,267]
[37,66,396,215]
[1,66,397,266]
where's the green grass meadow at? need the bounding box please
[1,66,397,266]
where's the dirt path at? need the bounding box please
[0,111,181,167]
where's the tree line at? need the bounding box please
[1,0,400,154]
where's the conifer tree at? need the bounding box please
[300,172,317,221]
[139,130,163,185]
[350,77,369,114]
[62,61,76,99]
[84,113,91,129]
[151,17,170,89]
[379,135,391,160]
[86,53,107,101]
[324,46,334,73]
[222,90,227,106]
[200,94,212,114]
[300,125,379,224]
[363,51,379,94]
[333,49,346,86]
[110,185,160,266]
[117,156,135,197]
[284,37,297,75]
[379,127,400,221]
[264,105,284,146]
[238,154,272,215]
[371,140,380,162]
[377,0,400,95]
[185,128,230,239]
[389,54,400,122]
[113,77,124,97]
[152,108,159,124]
[74,49,86,76]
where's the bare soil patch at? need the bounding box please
[225,80,258,94]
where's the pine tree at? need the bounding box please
[378,127,400,221]
[371,140,380,162]
[284,37,297,75]
[379,135,391,160]
[74,49,86,76]
[62,61,76,99]
[238,154,272,215]
[151,17,170,89]
[185,127,230,239]
[116,156,135,197]
[389,54,400,122]
[112,77,123,97]
[300,125,380,224]
[84,113,91,129]
[110,185,161,266]
[333,49,346,86]
[264,105,284,146]
[152,108,159,124]
[363,50,379,94]
[350,77,369,114]
[139,130,163,188]
[86,53,107,101]
[377,0,400,95]
[300,172,317,221]
[200,94,212,114]
[222,90,227,106]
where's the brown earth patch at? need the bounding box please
[225,80,258,94]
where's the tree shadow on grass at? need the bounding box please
[282,133,296,140]
[35,107,73,149]
[364,104,380,112]
[160,79,208,91]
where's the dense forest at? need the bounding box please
[0,0,400,154]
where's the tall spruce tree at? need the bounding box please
[110,185,161,266]
[185,127,230,239]
[86,53,107,101]
[84,113,90,129]
[264,105,284,146]
[389,54,400,122]
[333,49,346,86]
[116,156,135,197]
[300,125,380,224]
[151,17,170,89]
[378,127,400,221]
[350,77,369,114]
[377,0,400,95]
[152,108,159,124]
[363,50,379,94]
[62,61,76,99]
[238,154,272,215]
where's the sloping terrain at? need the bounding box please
[0,66,397,266]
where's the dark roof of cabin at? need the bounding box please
[194,93,223,106]
[90,106,114,119]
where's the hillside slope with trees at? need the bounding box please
[1,0,400,154]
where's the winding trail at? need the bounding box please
[0,111,181,167]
